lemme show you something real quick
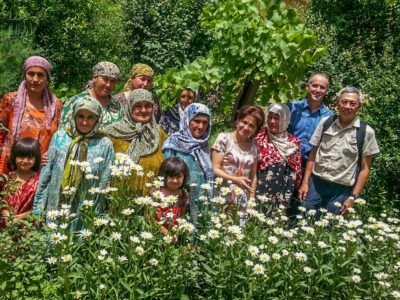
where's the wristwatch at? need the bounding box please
[348,194,359,201]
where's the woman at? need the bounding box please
[162,103,214,225]
[105,88,168,195]
[254,103,302,209]
[212,105,264,204]
[0,56,63,175]
[159,87,196,136]
[114,63,161,122]
[60,61,123,129]
[33,96,114,230]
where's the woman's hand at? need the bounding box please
[233,176,254,193]
[41,152,48,167]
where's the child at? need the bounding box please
[0,137,41,228]
[155,157,190,236]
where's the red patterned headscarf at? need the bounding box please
[12,56,56,139]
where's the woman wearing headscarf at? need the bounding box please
[60,61,123,129]
[114,63,161,122]
[159,87,196,136]
[33,96,114,230]
[162,103,214,225]
[254,103,302,208]
[105,88,168,195]
[0,56,63,175]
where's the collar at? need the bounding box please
[335,117,360,130]
[301,98,328,113]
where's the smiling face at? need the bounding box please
[179,90,195,110]
[132,101,154,123]
[236,115,257,140]
[131,75,153,90]
[75,109,98,134]
[306,74,329,104]
[267,112,281,134]
[25,66,49,95]
[337,93,361,120]
[189,115,209,139]
[166,173,185,191]
[15,156,36,173]
[92,76,117,100]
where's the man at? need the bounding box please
[114,63,161,122]
[286,73,333,225]
[299,86,380,215]
[287,73,333,168]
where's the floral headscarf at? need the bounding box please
[105,89,159,163]
[162,103,214,182]
[12,56,57,139]
[85,61,120,89]
[92,61,120,79]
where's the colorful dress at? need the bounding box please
[60,90,124,129]
[0,92,62,174]
[0,172,39,228]
[254,128,302,208]
[212,132,260,179]
[33,129,114,229]
[155,189,189,229]
[113,91,162,123]
[159,104,181,136]
[110,127,168,195]
[162,103,213,227]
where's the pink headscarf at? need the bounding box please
[12,56,57,139]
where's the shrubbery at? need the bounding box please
[0,155,399,299]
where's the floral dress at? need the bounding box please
[0,92,63,174]
[33,129,114,230]
[0,172,40,229]
[212,132,259,205]
[254,129,302,208]
[155,189,189,229]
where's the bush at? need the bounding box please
[1,158,399,299]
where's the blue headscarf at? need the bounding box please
[162,103,214,182]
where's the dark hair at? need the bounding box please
[7,137,41,172]
[158,157,190,189]
[181,87,196,98]
[235,105,265,135]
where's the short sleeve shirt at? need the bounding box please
[212,132,260,178]
[310,117,380,186]
[287,98,333,160]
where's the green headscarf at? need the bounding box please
[105,88,159,163]
[60,96,104,204]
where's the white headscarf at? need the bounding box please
[266,103,297,158]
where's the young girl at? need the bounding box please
[0,137,41,228]
[155,157,190,236]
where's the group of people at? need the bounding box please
[0,56,380,234]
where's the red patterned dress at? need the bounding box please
[0,172,39,228]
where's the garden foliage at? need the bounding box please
[154,0,326,120]
[305,0,400,210]
[0,154,399,299]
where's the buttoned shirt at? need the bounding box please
[287,98,333,161]
[310,117,380,187]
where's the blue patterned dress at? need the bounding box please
[33,129,114,229]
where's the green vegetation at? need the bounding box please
[0,161,399,299]
[305,0,400,210]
